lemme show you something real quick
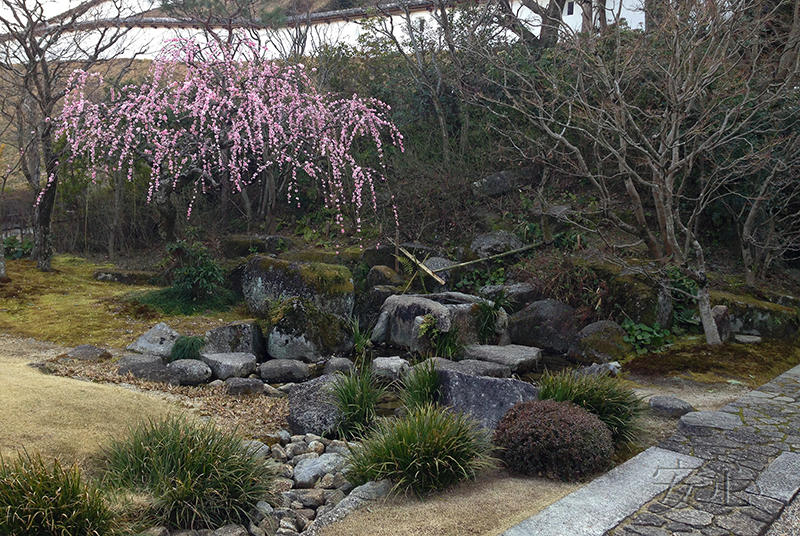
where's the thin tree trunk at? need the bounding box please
[108,171,124,260]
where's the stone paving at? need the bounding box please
[610,364,800,536]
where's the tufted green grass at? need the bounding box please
[538,369,643,447]
[347,404,495,497]
[102,415,275,530]
[0,452,116,536]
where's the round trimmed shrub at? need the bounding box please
[0,452,115,536]
[494,399,614,482]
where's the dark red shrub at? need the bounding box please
[494,399,614,482]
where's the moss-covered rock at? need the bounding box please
[278,247,362,268]
[265,298,353,362]
[567,320,632,364]
[576,257,660,325]
[711,291,799,339]
[241,255,354,318]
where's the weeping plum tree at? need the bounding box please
[58,37,403,239]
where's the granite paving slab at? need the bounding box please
[502,362,800,536]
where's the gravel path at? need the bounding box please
[765,494,800,536]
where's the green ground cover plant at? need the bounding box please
[102,416,274,530]
[537,369,643,446]
[621,319,673,355]
[419,314,463,359]
[494,400,614,482]
[347,403,494,496]
[0,452,116,536]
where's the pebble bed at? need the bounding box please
[612,365,800,536]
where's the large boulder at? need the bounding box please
[370,292,507,352]
[508,299,579,354]
[127,322,180,358]
[419,257,457,291]
[422,357,512,378]
[567,320,632,364]
[204,321,267,360]
[225,377,267,395]
[266,298,353,362]
[167,359,212,386]
[241,255,354,318]
[259,359,310,384]
[287,376,340,437]
[470,231,523,258]
[117,354,169,383]
[370,295,451,353]
[200,352,257,380]
[479,282,541,313]
[437,369,539,430]
[462,344,541,374]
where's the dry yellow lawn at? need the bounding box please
[0,338,187,471]
[318,469,580,536]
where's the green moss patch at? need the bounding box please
[623,337,800,385]
[0,256,247,348]
[278,246,362,268]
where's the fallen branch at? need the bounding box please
[430,241,543,273]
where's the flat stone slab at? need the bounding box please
[462,344,541,374]
[677,411,742,434]
[746,452,800,504]
[501,447,703,536]
[784,363,800,377]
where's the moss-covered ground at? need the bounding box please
[623,336,800,387]
[0,255,249,348]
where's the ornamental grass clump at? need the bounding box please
[330,367,389,439]
[398,359,440,410]
[494,400,614,482]
[102,415,274,530]
[537,369,643,446]
[168,335,206,363]
[0,452,116,536]
[347,403,494,497]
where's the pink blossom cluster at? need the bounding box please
[58,37,403,228]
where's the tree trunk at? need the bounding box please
[154,184,178,243]
[30,120,59,272]
[108,171,124,260]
